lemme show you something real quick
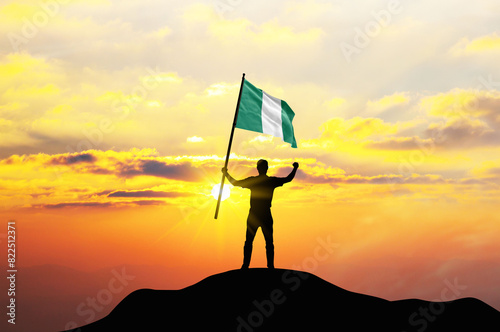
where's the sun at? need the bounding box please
[211,183,231,201]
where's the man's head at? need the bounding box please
[256,159,268,175]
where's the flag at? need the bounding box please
[235,79,297,148]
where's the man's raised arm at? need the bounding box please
[283,162,299,183]
[222,167,239,186]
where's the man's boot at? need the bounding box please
[266,244,274,269]
[241,243,252,269]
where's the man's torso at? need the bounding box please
[238,175,285,210]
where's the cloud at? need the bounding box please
[301,116,417,154]
[420,89,495,119]
[338,174,445,185]
[486,167,500,176]
[187,136,205,143]
[108,190,192,198]
[319,117,400,140]
[416,89,500,149]
[37,200,166,209]
[450,33,500,56]
[470,160,500,178]
[0,147,498,214]
[147,26,172,39]
[475,96,500,126]
[425,118,494,148]
[3,4,497,164]
[189,4,324,49]
[204,82,239,97]
[275,163,445,185]
[1,0,500,205]
[277,168,344,184]
[116,159,203,181]
[176,3,325,81]
[365,136,434,151]
[49,152,97,165]
[365,92,410,116]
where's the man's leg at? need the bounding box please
[262,211,274,269]
[242,213,258,269]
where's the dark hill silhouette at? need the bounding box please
[64,268,500,332]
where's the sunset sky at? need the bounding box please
[1,0,500,329]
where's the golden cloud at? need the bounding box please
[420,89,494,118]
[321,117,399,140]
[366,92,410,116]
[420,89,500,149]
[0,148,498,213]
[450,33,500,55]
[365,136,434,151]
[302,116,413,153]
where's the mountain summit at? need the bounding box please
[64,268,500,331]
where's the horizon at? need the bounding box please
[1,0,500,330]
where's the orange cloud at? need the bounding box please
[108,190,194,198]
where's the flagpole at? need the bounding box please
[214,73,246,219]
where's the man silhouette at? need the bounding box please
[222,160,299,269]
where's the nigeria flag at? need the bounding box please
[235,79,297,148]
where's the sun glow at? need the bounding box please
[211,183,231,201]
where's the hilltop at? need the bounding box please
[64,268,500,331]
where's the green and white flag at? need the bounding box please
[236,79,297,148]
